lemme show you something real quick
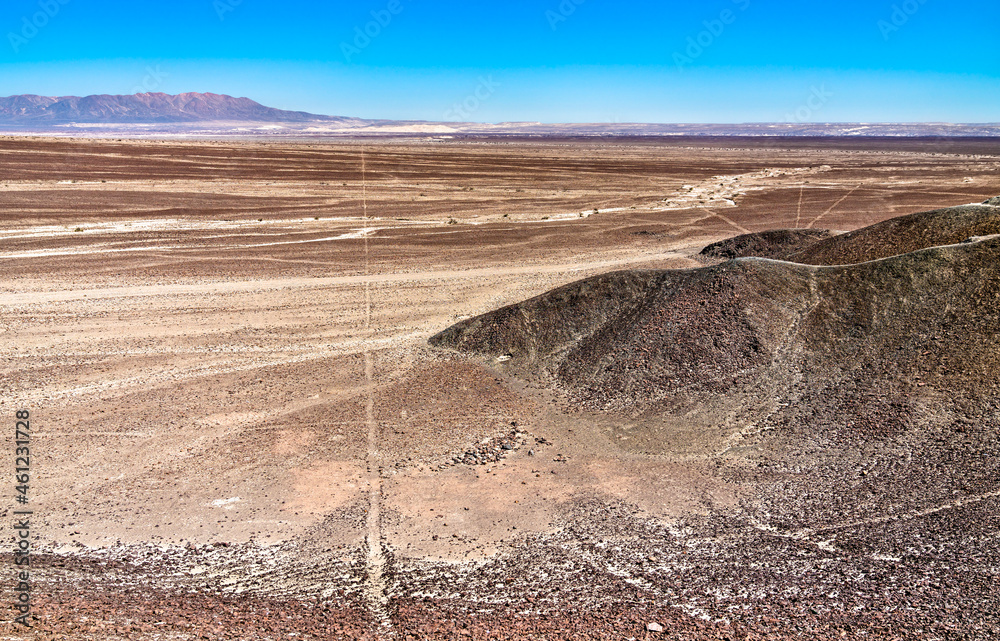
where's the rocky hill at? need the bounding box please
[431,197,1000,538]
[699,198,1000,264]
[432,235,1000,418]
[788,198,1000,265]
[431,197,1000,453]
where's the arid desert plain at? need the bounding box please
[1,135,999,639]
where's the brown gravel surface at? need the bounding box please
[1,136,999,639]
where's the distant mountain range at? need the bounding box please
[0,92,996,137]
[0,92,354,124]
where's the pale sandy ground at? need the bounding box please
[7,243,709,555]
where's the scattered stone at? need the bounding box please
[442,428,523,468]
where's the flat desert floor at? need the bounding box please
[1,136,998,639]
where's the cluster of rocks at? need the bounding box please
[443,424,524,469]
[14,579,375,640]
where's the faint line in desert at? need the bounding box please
[795,184,805,228]
[807,183,863,229]
[0,252,691,305]
[807,488,1000,537]
[699,207,750,235]
[360,148,393,634]
[16,331,423,405]
[747,489,1000,556]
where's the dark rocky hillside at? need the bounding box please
[699,228,835,260]
[788,200,1000,265]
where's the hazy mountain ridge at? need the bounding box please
[0,92,354,124]
[0,92,997,136]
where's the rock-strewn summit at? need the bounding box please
[699,200,1000,264]
[787,201,1000,265]
[699,228,835,260]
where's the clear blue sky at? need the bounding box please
[1,0,997,123]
